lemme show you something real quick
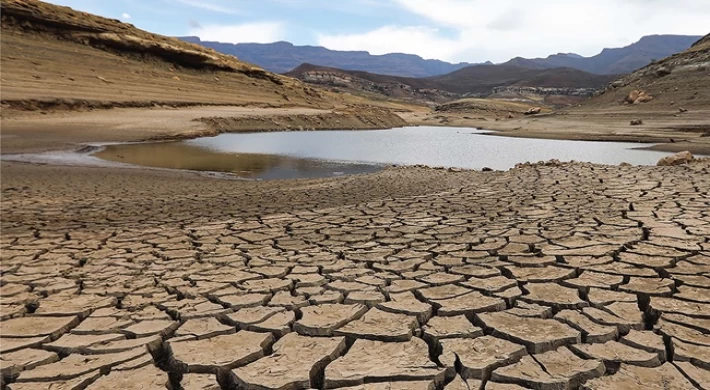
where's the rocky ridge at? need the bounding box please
[287,63,615,107]
[590,33,710,110]
[291,66,458,104]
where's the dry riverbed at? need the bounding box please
[2,140,710,389]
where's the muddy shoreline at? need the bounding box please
[0,105,407,155]
[4,104,710,157]
[401,109,710,155]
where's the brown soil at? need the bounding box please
[0,106,408,154]
[0,0,322,107]
[3,156,710,389]
[403,107,710,155]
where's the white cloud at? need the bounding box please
[272,0,396,15]
[318,26,461,60]
[121,12,131,20]
[173,0,240,15]
[319,0,710,63]
[188,22,286,44]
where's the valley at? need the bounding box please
[284,63,614,107]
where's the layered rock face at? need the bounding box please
[490,86,598,97]
[297,70,459,104]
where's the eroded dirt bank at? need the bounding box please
[401,108,710,155]
[0,105,407,154]
[197,106,407,134]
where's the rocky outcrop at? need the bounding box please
[657,151,694,166]
[524,107,542,115]
[294,69,458,104]
[624,90,654,104]
[593,34,710,109]
[490,86,598,98]
[0,0,282,83]
[197,107,407,133]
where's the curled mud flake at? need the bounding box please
[324,337,447,389]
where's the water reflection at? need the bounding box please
[94,142,383,180]
[93,127,688,179]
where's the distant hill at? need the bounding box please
[579,33,710,111]
[284,63,450,104]
[502,35,702,75]
[178,38,476,77]
[286,62,616,106]
[181,35,699,78]
[286,63,435,89]
[426,65,616,95]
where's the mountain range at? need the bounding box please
[583,33,710,111]
[180,34,700,78]
[178,38,476,77]
[501,35,701,75]
[285,63,616,106]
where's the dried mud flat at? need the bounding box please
[2,158,710,390]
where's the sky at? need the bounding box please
[47,0,709,63]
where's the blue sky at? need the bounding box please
[47,0,709,63]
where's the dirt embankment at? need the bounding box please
[197,107,407,134]
[402,108,710,155]
[0,0,329,108]
[0,105,407,154]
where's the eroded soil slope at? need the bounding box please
[589,33,710,111]
[0,1,333,108]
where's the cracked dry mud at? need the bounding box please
[1,160,710,390]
